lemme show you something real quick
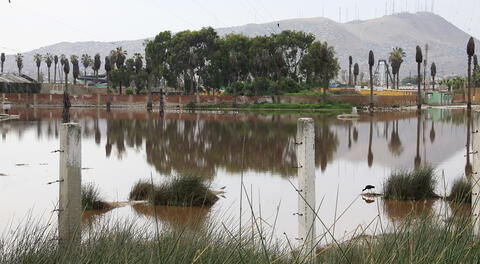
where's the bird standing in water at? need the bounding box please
[362,185,375,192]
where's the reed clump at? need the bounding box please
[383,166,437,200]
[82,183,110,211]
[129,175,219,207]
[448,177,472,203]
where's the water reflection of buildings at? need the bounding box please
[2,108,469,176]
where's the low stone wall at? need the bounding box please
[2,93,423,108]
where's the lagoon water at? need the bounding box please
[0,108,473,244]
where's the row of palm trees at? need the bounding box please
[10,52,103,84]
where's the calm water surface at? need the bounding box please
[0,107,474,244]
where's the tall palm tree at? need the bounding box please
[70,55,80,85]
[389,47,406,90]
[368,50,374,111]
[105,56,112,111]
[93,53,101,77]
[33,53,42,82]
[53,55,58,83]
[353,63,359,86]
[63,58,71,123]
[44,53,53,83]
[416,46,423,111]
[145,57,153,111]
[348,56,353,86]
[110,47,127,94]
[0,53,5,73]
[430,62,437,90]
[133,53,143,74]
[81,54,92,77]
[15,53,23,75]
[467,37,475,110]
[59,54,66,84]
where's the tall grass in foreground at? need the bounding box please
[129,175,219,207]
[448,177,472,203]
[383,166,437,200]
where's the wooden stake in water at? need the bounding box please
[58,123,82,247]
[472,115,480,236]
[296,118,316,261]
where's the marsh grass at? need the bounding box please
[448,177,472,203]
[383,166,437,201]
[82,183,110,211]
[129,175,219,207]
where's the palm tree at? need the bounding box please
[416,46,423,111]
[105,56,112,111]
[70,55,80,85]
[133,53,143,74]
[63,58,71,123]
[81,54,92,85]
[93,53,101,77]
[53,55,58,83]
[45,53,53,83]
[348,56,353,86]
[59,54,66,84]
[15,53,23,75]
[110,47,127,94]
[389,47,406,90]
[33,53,42,82]
[430,62,437,90]
[467,37,475,110]
[368,50,374,111]
[145,57,153,111]
[353,63,359,86]
[0,53,5,73]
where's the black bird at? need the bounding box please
[362,185,375,192]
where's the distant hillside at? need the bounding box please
[2,12,476,80]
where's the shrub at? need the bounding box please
[82,183,110,211]
[129,180,153,201]
[448,177,472,203]
[383,166,437,200]
[125,88,134,95]
[129,175,219,207]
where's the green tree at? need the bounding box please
[467,37,475,110]
[70,55,80,85]
[33,53,42,82]
[93,53,101,77]
[81,54,92,77]
[44,53,53,83]
[274,30,315,81]
[15,53,23,75]
[416,46,423,110]
[300,41,339,94]
[430,62,437,90]
[389,47,406,90]
[110,47,127,93]
[53,55,58,83]
[105,56,112,111]
[0,53,5,73]
[348,56,353,86]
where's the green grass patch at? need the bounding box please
[82,183,110,211]
[195,102,351,111]
[448,177,472,203]
[383,166,438,201]
[129,175,219,207]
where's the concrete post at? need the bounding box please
[58,123,82,247]
[472,115,480,236]
[296,118,316,262]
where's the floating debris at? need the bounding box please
[15,163,29,167]
[0,173,7,176]
[39,163,48,166]
[81,168,94,170]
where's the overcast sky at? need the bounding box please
[1,0,479,54]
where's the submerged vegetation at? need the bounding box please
[129,175,219,207]
[448,177,472,203]
[82,183,110,211]
[383,166,437,201]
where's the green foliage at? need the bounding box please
[383,166,437,200]
[82,183,109,211]
[125,88,134,95]
[129,175,219,207]
[448,178,472,203]
[146,29,339,95]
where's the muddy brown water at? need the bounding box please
[0,107,474,244]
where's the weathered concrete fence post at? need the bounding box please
[472,116,480,236]
[296,118,316,262]
[58,123,82,247]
